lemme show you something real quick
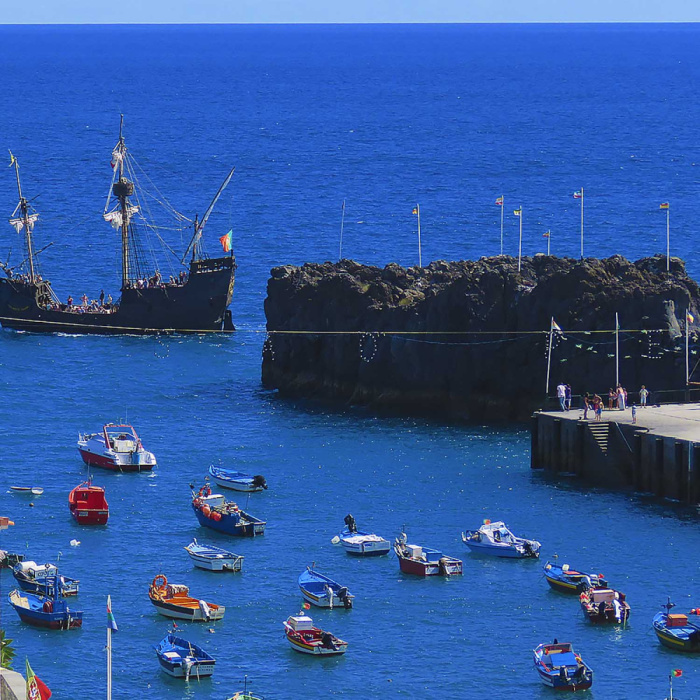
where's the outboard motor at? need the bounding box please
[337,586,353,609]
[252,475,268,490]
[438,557,451,577]
[321,632,337,650]
[523,541,534,557]
[344,514,357,533]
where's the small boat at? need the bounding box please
[543,561,608,594]
[579,588,630,624]
[283,614,348,656]
[393,532,463,576]
[533,642,593,691]
[154,632,216,679]
[0,550,24,569]
[69,480,109,525]
[208,466,267,492]
[13,560,79,596]
[226,676,264,700]
[7,576,83,629]
[184,539,244,572]
[191,485,266,537]
[652,598,700,653]
[149,574,225,621]
[298,566,354,609]
[462,520,541,558]
[77,423,156,472]
[333,514,390,556]
[10,486,42,494]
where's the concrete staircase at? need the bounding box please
[587,422,610,454]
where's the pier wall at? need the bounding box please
[531,411,700,503]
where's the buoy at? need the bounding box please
[202,505,211,517]
[70,539,80,547]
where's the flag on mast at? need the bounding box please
[495,196,504,206]
[513,208,522,217]
[219,230,233,253]
[688,311,695,324]
[107,595,118,632]
[672,669,683,677]
[412,207,418,215]
[26,659,52,700]
[542,231,550,238]
[660,202,670,210]
[573,191,582,199]
[551,319,562,332]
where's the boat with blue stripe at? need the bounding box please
[462,520,540,558]
[191,486,266,537]
[298,566,354,609]
[543,561,607,594]
[332,514,390,556]
[653,598,700,653]
[8,575,83,629]
[533,642,593,691]
[208,465,268,493]
[184,539,244,572]
[155,632,216,679]
[13,560,80,596]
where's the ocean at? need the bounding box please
[0,23,699,698]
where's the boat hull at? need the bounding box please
[70,507,109,525]
[397,557,463,576]
[192,504,265,537]
[339,533,391,557]
[77,447,153,472]
[187,553,243,572]
[157,656,216,678]
[653,614,700,652]
[150,598,225,621]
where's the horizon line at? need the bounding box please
[1,20,700,26]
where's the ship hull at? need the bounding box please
[0,256,235,334]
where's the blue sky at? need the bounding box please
[2,0,700,23]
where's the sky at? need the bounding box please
[3,0,700,24]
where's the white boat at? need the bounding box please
[184,539,243,572]
[462,520,541,558]
[283,615,348,656]
[332,514,391,556]
[77,423,156,472]
[208,466,267,492]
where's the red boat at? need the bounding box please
[393,533,463,576]
[69,481,109,525]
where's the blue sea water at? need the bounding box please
[0,23,699,699]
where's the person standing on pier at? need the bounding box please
[557,382,567,411]
[565,384,572,411]
[640,385,649,408]
[617,384,626,410]
[632,404,638,423]
[608,388,616,411]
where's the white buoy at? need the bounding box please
[70,539,80,547]
[331,536,340,545]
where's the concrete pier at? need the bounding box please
[531,403,700,503]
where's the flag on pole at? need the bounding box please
[107,595,118,632]
[552,319,562,332]
[412,207,418,215]
[219,230,233,253]
[26,659,52,700]
[8,150,16,167]
[543,231,550,238]
[573,191,582,199]
[688,311,695,324]
[495,196,504,206]
[302,601,311,610]
[660,202,670,210]
[513,208,522,217]
[672,669,683,677]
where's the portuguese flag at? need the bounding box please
[26,659,52,700]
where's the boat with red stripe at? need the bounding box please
[77,422,156,472]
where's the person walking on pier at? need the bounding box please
[640,385,649,408]
[632,404,638,424]
[557,382,567,411]
[565,384,572,411]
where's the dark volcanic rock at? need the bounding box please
[262,254,700,420]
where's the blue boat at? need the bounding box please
[7,576,83,629]
[332,515,390,556]
[653,598,700,653]
[208,466,267,493]
[533,642,593,691]
[298,566,354,609]
[13,560,80,596]
[154,632,216,679]
[543,561,608,594]
[462,520,541,558]
[184,539,244,572]
[191,487,266,537]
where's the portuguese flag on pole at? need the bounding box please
[26,659,52,699]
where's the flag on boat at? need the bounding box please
[302,602,311,610]
[26,659,52,700]
[412,207,419,215]
[672,669,683,677]
[660,202,670,210]
[107,595,118,632]
[8,151,16,167]
[513,208,522,217]
[495,196,504,206]
[551,319,562,332]
[573,191,582,199]
[543,231,550,238]
[219,230,233,253]
[687,311,695,324]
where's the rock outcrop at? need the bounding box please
[262,254,700,420]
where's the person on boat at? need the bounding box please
[344,514,357,534]
[493,530,501,542]
[67,295,73,307]
[597,600,607,619]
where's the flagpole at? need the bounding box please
[339,199,346,261]
[107,595,112,700]
[615,312,620,388]
[518,207,523,272]
[686,308,690,385]
[545,318,554,394]
[666,205,670,272]
[546,231,551,256]
[500,195,504,256]
[580,186,584,260]
[416,203,422,268]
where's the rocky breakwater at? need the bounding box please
[262,254,700,420]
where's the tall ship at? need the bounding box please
[0,118,236,333]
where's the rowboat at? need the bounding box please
[332,514,390,556]
[184,539,243,572]
[393,532,462,576]
[298,566,354,609]
[283,615,348,656]
[191,485,266,537]
[0,551,24,568]
[653,598,700,653]
[10,486,43,495]
[155,632,216,679]
[77,422,156,472]
[69,480,109,525]
[208,465,267,492]
[13,560,79,596]
[543,561,608,594]
[7,576,82,629]
[533,642,593,691]
[226,676,264,699]
[149,574,225,621]
[462,520,541,558]
[579,588,630,624]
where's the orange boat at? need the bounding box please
[148,574,225,621]
[68,480,108,525]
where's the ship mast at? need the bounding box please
[112,115,136,289]
[8,152,37,283]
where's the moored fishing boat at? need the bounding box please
[184,539,244,572]
[462,520,541,558]
[154,632,216,679]
[225,675,264,699]
[283,614,348,656]
[298,566,354,609]
[69,480,109,525]
[0,550,24,568]
[13,561,79,596]
[393,532,462,576]
[533,642,593,691]
[543,561,608,594]
[208,466,267,492]
[0,121,237,334]
[191,485,266,537]
[332,514,390,556]
[653,598,700,652]
[78,423,156,472]
[7,576,83,629]
[579,588,630,624]
[149,574,225,621]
